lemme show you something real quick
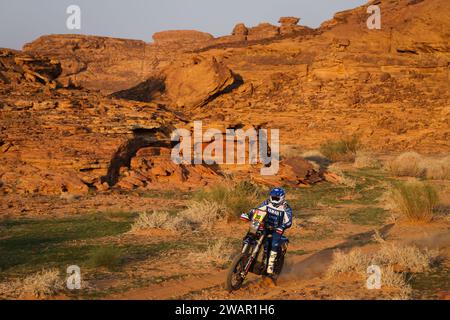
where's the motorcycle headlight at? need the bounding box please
[249,221,260,234]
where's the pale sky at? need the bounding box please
[0,0,367,50]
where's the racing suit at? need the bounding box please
[240,199,293,274]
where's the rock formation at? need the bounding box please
[247,23,280,40]
[163,55,237,109]
[278,16,306,35]
[152,30,214,44]
[232,23,249,37]
[2,0,449,196]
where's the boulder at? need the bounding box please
[278,16,308,35]
[247,23,280,40]
[278,17,300,26]
[232,23,249,36]
[164,55,236,109]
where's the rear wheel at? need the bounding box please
[225,253,247,292]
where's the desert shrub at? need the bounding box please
[327,243,439,300]
[380,266,412,300]
[386,152,424,177]
[420,156,450,180]
[131,211,172,231]
[387,153,450,179]
[131,201,226,233]
[373,242,439,273]
[179,200,226,231]
[319,135,359,162]
[87,247,122,270]
[0,269,62,299]
[389,181,439,223]
[193,181,262,221]
[188,238,233,267]
[353,152,381,169]
[326,249,370,277]
[21,269,63,298]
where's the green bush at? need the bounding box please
[320,135,359,162]
[390,181,439,223]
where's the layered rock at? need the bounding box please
[0,49,217,195]
[116,147,222,190]
[0,49,61,87]
[152,30,214,44]
[278,16,308,35]
[23,34,150,93]
[3,0,449,197]
[247,23,280,41]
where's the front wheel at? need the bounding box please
[225,253,247,292]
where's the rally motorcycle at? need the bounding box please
[225,208,288,292]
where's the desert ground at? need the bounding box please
[1,155,449,300]
[0,0,449,299]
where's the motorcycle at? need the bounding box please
[225,208,289,292]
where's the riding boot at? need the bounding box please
[266,250,277,274]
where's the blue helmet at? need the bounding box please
[269,187,285,207]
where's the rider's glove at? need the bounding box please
[275,227,284,234]
[240,212,251,221]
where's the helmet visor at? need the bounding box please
[270,195,281,203]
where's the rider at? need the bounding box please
[240,187,293,276]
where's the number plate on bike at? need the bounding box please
[253,209,266,223]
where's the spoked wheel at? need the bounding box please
[225,253,247,292]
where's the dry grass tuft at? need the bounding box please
[353,152,381,169]
[389,181,439,223]
[326,242,441,299]
[420,156,450,180]
[188,238,233,267]
[131,200,226,233]
[131,211,173,231]
[386,152,425,177]
[380,266,412,300]
[326,249,370,278]
[374,243,440,273]
[387,152,450,179]
[193,181,262,221]
[179,200,226,231]
[0,269,63,299]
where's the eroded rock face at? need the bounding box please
[247,23,280,40]
[164,55,236,109]
[0,49,193,195]
[278,16,308,35]
[3,0,449,196]
[0,49,61,86]
[152,30,214,44]
[116,147,221,190]
[23,34,150,93]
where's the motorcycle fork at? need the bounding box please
[243,234,265,276]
